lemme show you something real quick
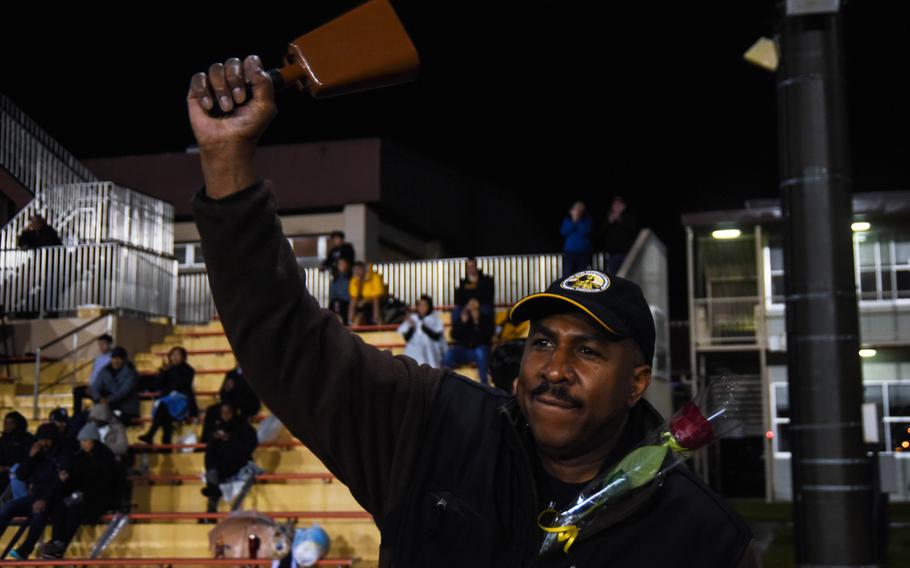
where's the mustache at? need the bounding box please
[530,381,582,407]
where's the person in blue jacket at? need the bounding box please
[561,201,592,277]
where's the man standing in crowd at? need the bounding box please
[321,231,355,277]
[329,257,352,324]
[187,54,757,567]
[561,201,593,276]
[0,412,33,496]
[597,195,638,275]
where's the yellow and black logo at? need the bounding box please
[560,270,611,293]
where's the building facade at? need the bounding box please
[684,191,910,501]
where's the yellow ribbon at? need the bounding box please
[537,508,579,554]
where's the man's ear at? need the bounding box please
[627,364,652,408]
[511,377,519,395]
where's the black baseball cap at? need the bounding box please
[509,270,656,364]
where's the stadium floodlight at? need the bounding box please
[858,349,877,358]
[851,221,871,232]
[711,229,742,240]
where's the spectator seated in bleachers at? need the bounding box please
[443,298,495,385]
[72,333,113,413]
[329,257,352,325]
[0,412,33,498]
[0,424,65,560]
[488,339,525,394]
[48,408,81,463]
[397,295,447,368]
[347,261,387,326]
[40,423,119,560]
[138,347,198,445]
[453,257,494,322]
[90,347,140,425]
[16,214,62,251]
[202,367,261,443]
[87,403,129,460]
[202,402,259,514]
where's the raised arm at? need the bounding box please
[188,56,443,522]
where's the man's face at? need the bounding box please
[353,265,365,278]
[98,339,111,353]
[466,260,478,279]
[110,356,125,371]
[168,349,184,366]
[330,235,343,248]
[417,299,431,317]
[79,439,95,453]
[38,438,53,451]
[3,417,15,434]
[337,258,351,275]
[53,420,66,433]
[515,312,651,459]
[220,405,235,423]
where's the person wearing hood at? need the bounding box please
[90,347,140,424]
[138,346,198,445]
[0,412,34,495]
[202,402,258,513]
[202,367,261,444]
[0,424,65,559]
[397,295,447,368]
[41,423,119,559]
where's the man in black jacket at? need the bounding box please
[0,412,34,496]
[41,423,119,559]
[187,55,759,567]
[0,424,65,559]
[201,402,259,513]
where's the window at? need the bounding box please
[175,243,205,268]
[765,229,910,303]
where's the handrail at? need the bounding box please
[37,313,110,351]
[33,313,113,419]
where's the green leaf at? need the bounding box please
[607,444,669,489]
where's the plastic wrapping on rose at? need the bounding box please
[539,377,740,555]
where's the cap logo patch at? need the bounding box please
[560,270,611,293]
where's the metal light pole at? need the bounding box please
[776,1,878,565]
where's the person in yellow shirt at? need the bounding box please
[348,261,387,326]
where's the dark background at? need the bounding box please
[2,1,908,318]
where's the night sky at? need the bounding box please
[2,1,908,317]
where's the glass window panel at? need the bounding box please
[859,271,877,299]
[192,244,204,265]
[890,422,910,453]
[775,384,789,419]
[897,270,910,298]
[864,385,884,419]
[174,245,188,266]
[771,275,785,301]
[889,384,910,417]
[880,240,892,265]
[858,240,876,269]
[770,247,783,272]
[894,240,910,266]
[776,422,791,453]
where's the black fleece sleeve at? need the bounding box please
[193,180,443,524]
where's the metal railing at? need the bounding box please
[692,296,761,347]
[32,313,113,419]
[0,182,174,256]
[177,252,618,323]
[0,244,177,320]
[0,92,97,194]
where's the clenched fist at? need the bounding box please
[187,55,278,199]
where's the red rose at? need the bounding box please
[669,401,715,450]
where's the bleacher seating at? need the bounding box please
[0,307,512,565]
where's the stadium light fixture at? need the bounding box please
[711,229,742,240]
